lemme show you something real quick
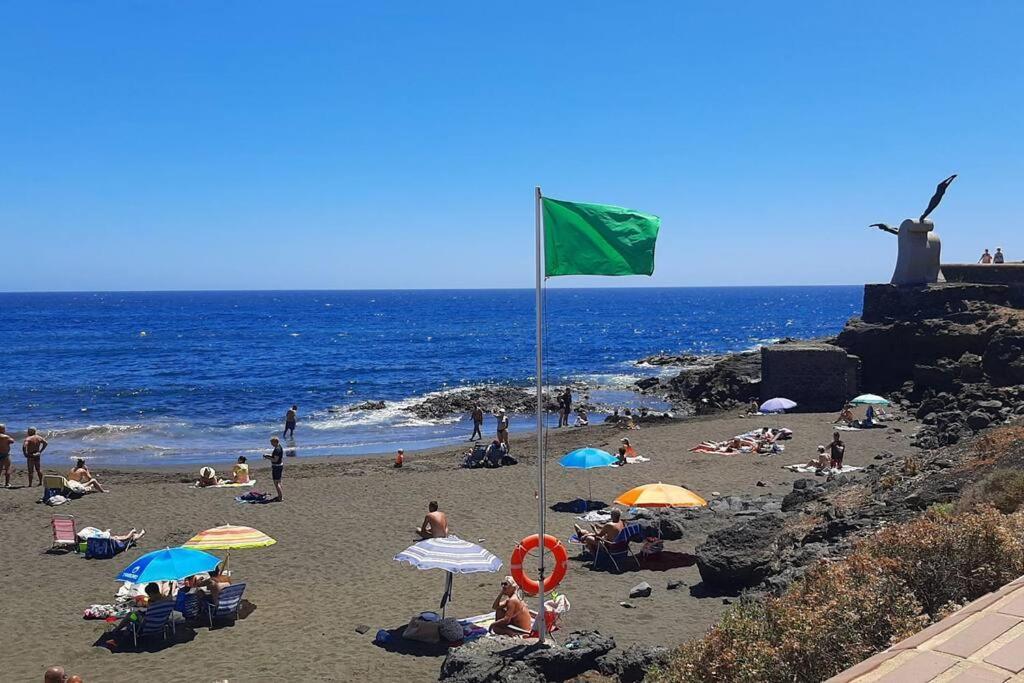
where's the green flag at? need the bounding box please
[542,197,660,277]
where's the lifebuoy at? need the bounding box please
[510,534,568,596]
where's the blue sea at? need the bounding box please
[0,287,861,467]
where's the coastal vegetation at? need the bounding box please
[655,451,1024,683]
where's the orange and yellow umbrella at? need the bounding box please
[182,524,276,550]
[614,483,708,508]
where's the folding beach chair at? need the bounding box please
[508,594,571,640]
[50,514,77,552]
[206,583,246,626]
[130,600,176,647]
[593,523,643,573]
[174,589,201,622]
[42,474,70,502]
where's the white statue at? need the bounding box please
[870,175,956,286]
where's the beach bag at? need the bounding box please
[401,614,442,647]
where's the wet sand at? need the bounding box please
[0,411,916,682]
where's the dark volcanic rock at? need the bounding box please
[347,400,386,411]
[405,386,579,420]
[984,329,1024,386]
[440,631,616,682]
[695,514,787,591]
[659,352,761,412]
[966,411,992,431]
[597,644,671,683]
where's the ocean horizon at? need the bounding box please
[0,286,862,467]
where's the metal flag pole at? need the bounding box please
[534,185,547,643]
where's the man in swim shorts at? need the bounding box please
[283,405,297,439]
[496,411,509,447]
[0,424,14,487]
[263,436,284,502]
[23,427,47,487]
[470,405,484,441]
[829,431,846,470]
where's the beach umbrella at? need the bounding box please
[559,447,618,504]
[394,536,502,616]
[116,547,221,584]
[760,397,797,413]
[615,482,708,508]
[182,524,276,551]
[849,394,890,406]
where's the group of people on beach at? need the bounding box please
[979,248,1006,264]
[0,424,50,488]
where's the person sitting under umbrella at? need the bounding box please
[573,508,625,555]
[194,563,232,603]
[489,576,532,636]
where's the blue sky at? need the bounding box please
[1,2,1021,291]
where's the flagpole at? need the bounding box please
[534,185,547,644]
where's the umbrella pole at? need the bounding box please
[440,571,453,618]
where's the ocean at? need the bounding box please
[0,287,861,467]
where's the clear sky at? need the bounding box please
[2,2,1022,291]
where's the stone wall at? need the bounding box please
[760,344,859,412]
[861,282,1013,323]
[943,263,1024,285]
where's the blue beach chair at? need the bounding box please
[206,583,246,626]
[130,600,176,647]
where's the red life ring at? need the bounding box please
[510,534,568,596]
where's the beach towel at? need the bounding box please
[834,425,863,431]
[577,511,612,523]
[193,480,256,489]
[625,455,651,463]
[782,464,864,474]
[235,490,271,504]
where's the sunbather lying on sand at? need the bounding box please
[573,509,625,554]
[489,576,532,636]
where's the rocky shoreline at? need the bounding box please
[439,284,1024,682]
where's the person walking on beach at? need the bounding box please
[0,424,14,488]
[496,410,510,447]
[23,427,47,487]
[470,405,484,441]
[995,247,1005,264]
[263,436,284,502]
[283,405,298,439]
[394,448,404,468]
[829,431,846,470]
[562,388,572,427]
[980,249,993,264]
[416,500,448,539]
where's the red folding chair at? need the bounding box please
[51,514,77,552]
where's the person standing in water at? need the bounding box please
[283,405,297,439]
[263,436,284,502]
[0,424,15,487]
[23,427,47,487]
[470,405,484,441]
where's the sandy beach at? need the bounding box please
[0,411,916,682]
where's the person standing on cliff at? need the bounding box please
[496,410,509,447]
[470,405,484,441]
[994,247,1005,264]
[979,249,993,264]
[829,431,846,470]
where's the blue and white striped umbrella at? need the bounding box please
[394,536,502,574]
[394,536,502,615]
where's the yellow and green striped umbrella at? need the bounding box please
[182,524,276,550]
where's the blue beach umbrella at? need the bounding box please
[394,536,502,615]
[559,447,618,503]
[116,547,221,584]
[760,397,797,414]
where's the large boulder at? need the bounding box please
[597,644,672,683]
[439,631,616,683]
[983,328,1024,386]
[695,514,787,591]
